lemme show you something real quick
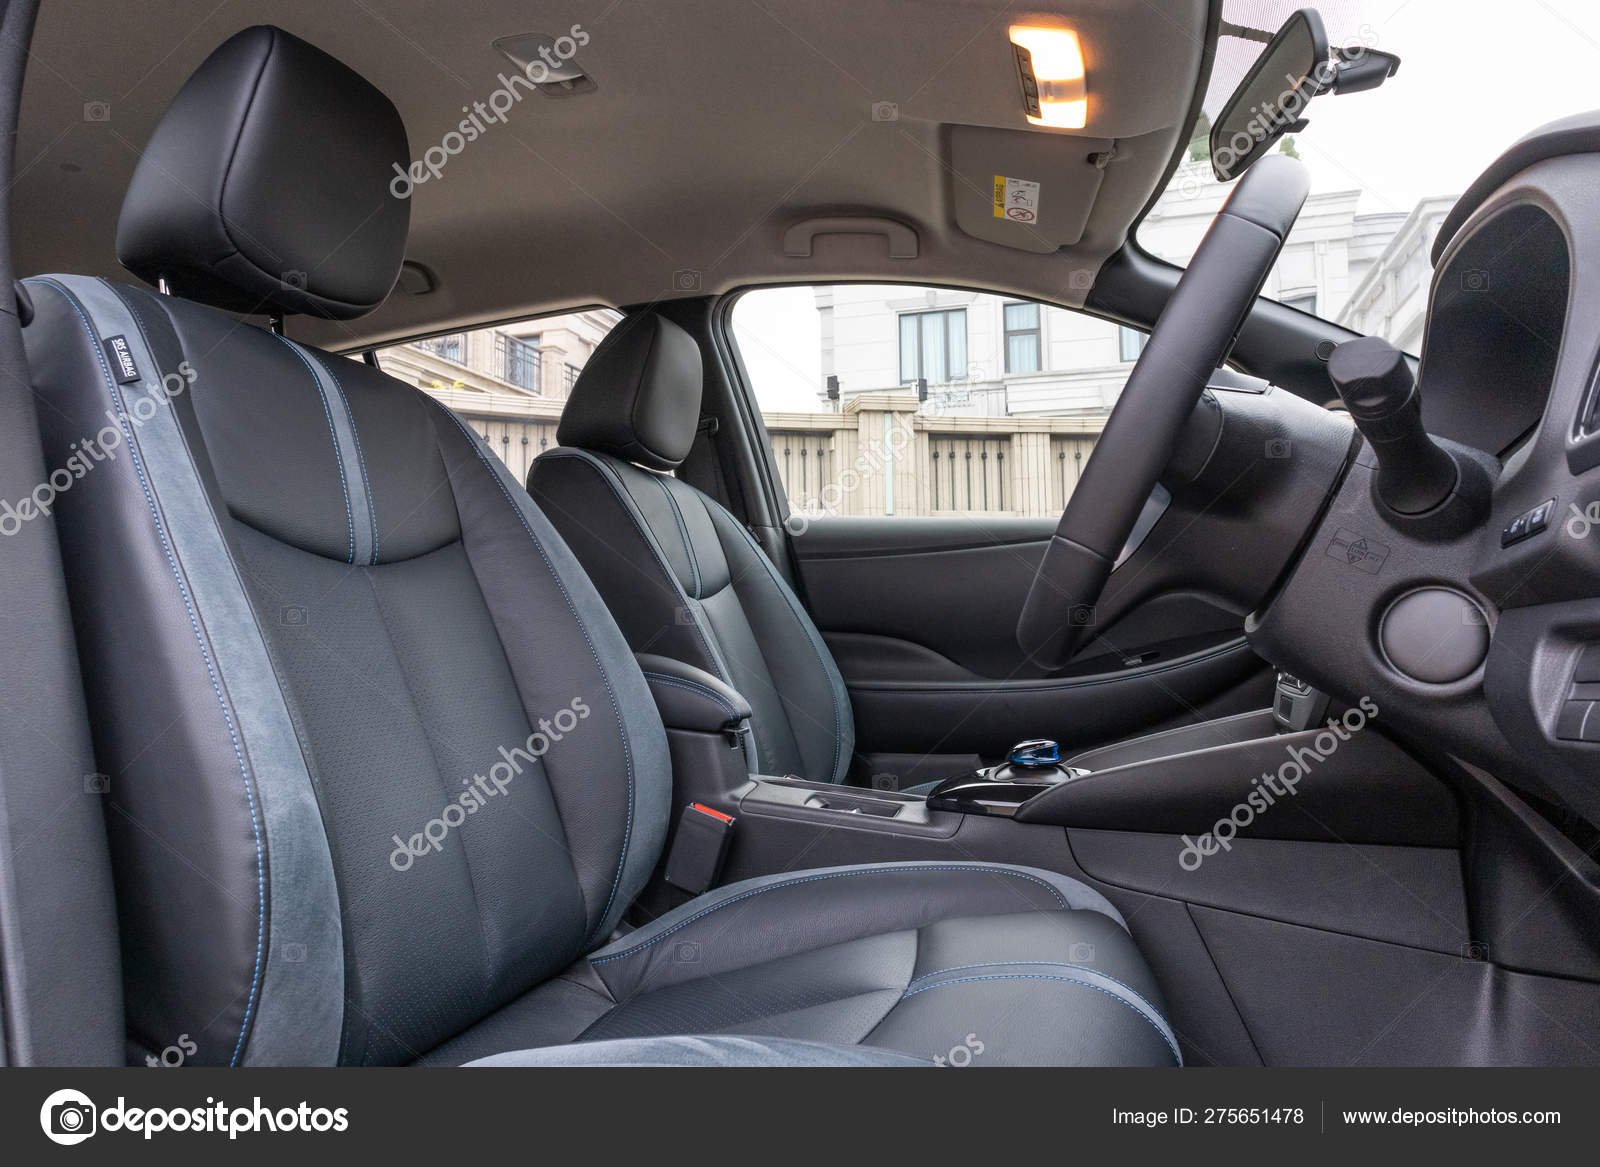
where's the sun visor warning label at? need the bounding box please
[992,175,1041,224]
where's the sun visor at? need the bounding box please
[948,124,1113,253]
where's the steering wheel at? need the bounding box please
[1016,154,1310,669]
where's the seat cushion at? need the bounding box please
[422,862,1180,1067]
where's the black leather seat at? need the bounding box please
[23,25,1178,1067]
[528,318,855,785]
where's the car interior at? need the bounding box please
[1,0,1599,1072]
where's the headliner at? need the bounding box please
[15,0,1212,348]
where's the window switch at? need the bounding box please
[1574,644,1600,684]
[1501,513,1530,546]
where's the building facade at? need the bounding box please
[375,308,619,484]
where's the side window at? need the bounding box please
[371,309,619,484]
[731,284,1118,520]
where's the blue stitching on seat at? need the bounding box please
[434,408,635,942]
[899,974,1181,1065]
[590,865,1071,965]
[534,452,730,682]
[31,280,266,1066]
[309,351,379,565]
[640,673,740,720]
[270,335,354,564]
[905,961,1172,1045]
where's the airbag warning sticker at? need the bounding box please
[993,174,1041,223]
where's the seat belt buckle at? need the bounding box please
[663,803,736,895]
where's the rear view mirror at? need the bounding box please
[1210,9,1329,181]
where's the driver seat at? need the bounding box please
[22,26,1178,1067]
[529,322,855,785]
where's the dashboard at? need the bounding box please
[1248,120,1600,830]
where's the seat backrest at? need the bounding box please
[528,314,855,785]
[23,26,669,1066]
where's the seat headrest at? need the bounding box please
[557,313,703,471]
[116,26,410,320]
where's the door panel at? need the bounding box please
[791,514,1274,772]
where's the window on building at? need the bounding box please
[372,309,618,485]
[1118,327,1148,363]
[1003,302,1041,374]
[495,334,541,392]
[415,332,465,364]
[1282,291,1317,316]
[565,364,580,392]
[731,285,1108,520]
[898,308,967,385]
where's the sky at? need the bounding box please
[733,0,1600,410]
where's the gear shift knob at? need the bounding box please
[1008,739,1062,767]
[1326,336,1457,515]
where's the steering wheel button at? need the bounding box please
[1585,715,1600,745]
[1556,701,1594,742]
[1573,645,1600,684]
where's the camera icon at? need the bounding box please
[1068,269,1094,291]
[1068,942,1096,963]
[279,605,308,626]
[41,1089,97,1145]
[84,773,111,795]
[282,941,307,963]
[1265,438,1293,460]
[1462,940,1490,962]
[281,269,308,291]
[674,605,697,626]
[871,101,900,122]
[1461,268,1490,293]
[672,269,702,292]
[83,101,111,122]
[870,773,899,791]
[673,941,701,964]
[1068,604,1097,627]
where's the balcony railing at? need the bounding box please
[496,334,542,392]
[414,333,467,364]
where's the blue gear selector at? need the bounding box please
[1008,739,1061,767]
[924,738,1081,816]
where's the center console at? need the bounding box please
[635,655,1456,902]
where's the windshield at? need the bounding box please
[1141,0,1596,353]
